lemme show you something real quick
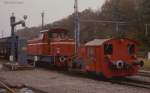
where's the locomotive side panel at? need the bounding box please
[84,45,112,77]
[84,46,97,72]
[95,47,104,74]
[50,42,75,56]
[28,40,50,56]
[27,41,53,63]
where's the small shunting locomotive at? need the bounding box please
[80,38,144,78]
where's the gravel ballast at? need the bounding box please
[0,68,149,93]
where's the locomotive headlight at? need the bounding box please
[110,60,125,69]
[115,60,124,69]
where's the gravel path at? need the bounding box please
[0,68,149,93]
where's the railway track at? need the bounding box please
[109,77,150,89]
[38,67,150,89]
[138,71,150,77]
[0,80,47,93]
[0,80,16,93]
[46,68,150,89]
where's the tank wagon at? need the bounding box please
[27,28,144,78]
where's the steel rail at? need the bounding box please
[0,80,16,93]
[109,78,150,89]
[138,72,150,77]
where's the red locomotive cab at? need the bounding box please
[48,28,75,67]
[27,29,50,56]
[27,28,75,67]
[48,29,75,55]
[84,38,143,78]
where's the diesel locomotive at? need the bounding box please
[27,28,75,67]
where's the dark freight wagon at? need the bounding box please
[0,36,18,60]
[0,36,27,64]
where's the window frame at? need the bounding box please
[104,44,113,55]
[128,44,135,55]
[38,33,44,39]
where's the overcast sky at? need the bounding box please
[0,0,105,37]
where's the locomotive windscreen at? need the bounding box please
[128,44,135,54]
[104,44,113,55]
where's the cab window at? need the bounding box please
[52,33,58,38]
[48,32,59,39]
[128,44,135,54]
[38,33,44,39]
[48,32,67,39]
[104,44,113,55]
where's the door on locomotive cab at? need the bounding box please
[48,32,59,55]
[86,47,97,72]
[103,43,113,66]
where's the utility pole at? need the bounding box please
[74,0,80,55]
[1,30,4,38]
[145,24,150,36]
[41,11,44,29]
[116,23,119,33]
[10,13,15,36]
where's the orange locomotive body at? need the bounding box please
[79,38,143,78]
[27,28,143,78]
[27,28,75,67]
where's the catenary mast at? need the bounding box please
[74,0,80,55]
